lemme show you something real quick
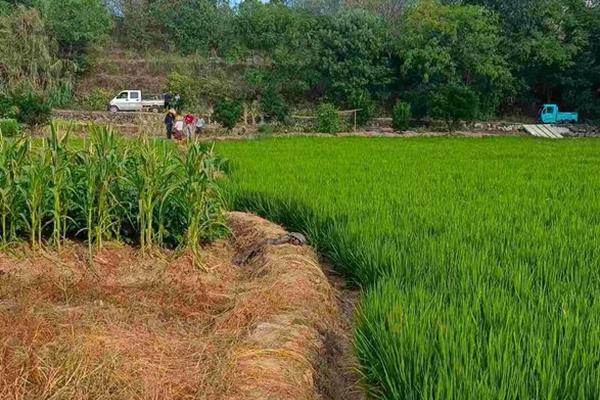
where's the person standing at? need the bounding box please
[173,115,185,141]
[195,116,206,136]
[184,113,194,140]
[164,109,176,139]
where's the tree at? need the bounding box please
[0,6,74,99]
[213,99,243,131]
[397,0,512,118]
[41,0,112,57]
[316,9,393,109]
[260,85,289,123]
[451,0,590,111]
[150,0,237,56]
[430,84,479,132]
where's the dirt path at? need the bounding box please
[0,212,361,400]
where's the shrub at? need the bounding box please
[349,91,376,127]
[14,93,52,127]
[257,124,275,137]
[78,87,111,111]
[0,118,19,136]
[0,95,17,119]
[430,84,479,132]
[167,71,195,112]
[392,100,412,131]
[213,99,243,131]
[317,103,340,134]
[260,87,289,123]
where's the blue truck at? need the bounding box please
[539,104,578,124]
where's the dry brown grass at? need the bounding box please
[0,213,361,400]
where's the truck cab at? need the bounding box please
[109,90,142,112]
[540,104,578,124]
[108,90,165,112]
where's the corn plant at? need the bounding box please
[47,123,72,250]
[182,143,228,266]
[21,140,48,249]
[0,134,27,245]
[0,124,227,262]
[127,136,179,252]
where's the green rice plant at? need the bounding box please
[217,137,600,399]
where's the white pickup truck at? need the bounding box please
[108,90,166,113]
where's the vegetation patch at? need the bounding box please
[219,136,600,398]
[0,212,357,399]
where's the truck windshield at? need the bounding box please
[117,92,127,99]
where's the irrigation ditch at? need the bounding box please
[0,212,363,399]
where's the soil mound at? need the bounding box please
[0,212,360,399]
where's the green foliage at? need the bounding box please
[0,95,17,119]
[398,0,512,117]
[213,99,243,131]
[392,100,411,131]
[219,136,600,399]
[41,0,112,56]
[349,91,376,126]
[316,103,340,134]
[0,119,20,136]
[78,87,111,111]
[316,9,392,107]
[0,125,226,256]
[0,6,74,98]
[431,84,479,132]
[260,86,289,123]
[13,93,52,127]
[151,0,236,56]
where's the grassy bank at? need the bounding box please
[217,136,600,399]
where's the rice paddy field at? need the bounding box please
[217,136,600,399]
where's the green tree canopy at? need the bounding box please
[40,0,112,56]
[398,0,512,117]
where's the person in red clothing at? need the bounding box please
[184,113,194,140]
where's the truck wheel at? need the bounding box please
[109,105,119,113]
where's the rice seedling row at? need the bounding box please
[217,136,600,399]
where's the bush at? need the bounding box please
[0,118,19,136]
[392,100,411,131]
[78,87,111,111]
[317,103,340,134]
[0,95,17,119]
[260,87,289,123]
[213,99,243,131]
[14,93,52,127]
[349,91,376,126]
[167,71,195,112]
[430,84,479,132]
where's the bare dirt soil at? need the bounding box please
[0,212,362,400]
